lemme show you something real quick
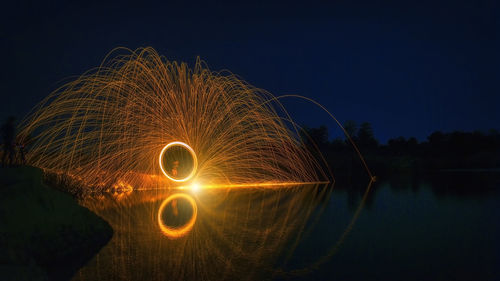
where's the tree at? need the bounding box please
[428,131,444,145]
[357,122,378,148]
[301,126,330,165]
[343,120,358,143]
[303,125,329,149]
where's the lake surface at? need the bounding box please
[72,172,500,281]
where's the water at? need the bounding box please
[72,173,500,281]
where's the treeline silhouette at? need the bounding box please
[301,121,500,179]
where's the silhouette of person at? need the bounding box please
[18,143,26,165]
[1,116,16,167]
[171,160,179,177]
[16,134,29,165]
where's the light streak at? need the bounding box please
[172,181,330,190]
[159,141,198,182]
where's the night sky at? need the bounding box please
[2,0,497,143]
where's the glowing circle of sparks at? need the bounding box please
[159,141,198,182]
[157,193,198,239]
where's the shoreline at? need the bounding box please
[0,166,113,281]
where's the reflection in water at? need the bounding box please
[71,174,500,281]
[157,193,197,239]
[72,183,371,281]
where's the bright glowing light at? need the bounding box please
[157,193,197,239]
[159,141,198,182]
[190,182,200,192]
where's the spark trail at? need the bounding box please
[19,47,328,191]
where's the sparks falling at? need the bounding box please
[19,47,328,191]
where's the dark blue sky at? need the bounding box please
[1,0,497,143]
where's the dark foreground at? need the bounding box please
[0,166,112,281]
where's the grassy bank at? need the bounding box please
[0,166,112,281]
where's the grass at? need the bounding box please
[0,166,112,281]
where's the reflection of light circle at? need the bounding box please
[159,141,198,182]
[157,193,197,239]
